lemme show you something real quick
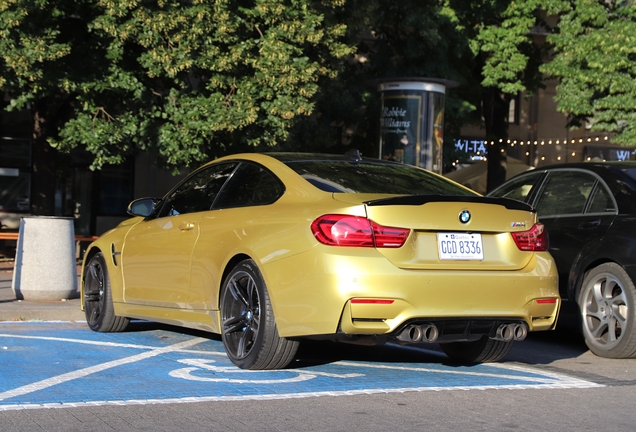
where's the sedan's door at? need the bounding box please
[121,162,238,307]
[531,169,616,297]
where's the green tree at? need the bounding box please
[0,0,353,214]
[452,0,547,191]
[292,0,481,161]
[325,1,547,189]
[0,0,109,214]
[541,0,636,145]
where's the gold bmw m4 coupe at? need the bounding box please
[81,152,560,369]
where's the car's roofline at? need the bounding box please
[210,151,403,165]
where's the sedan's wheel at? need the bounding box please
[221,260,299,370]
[578,263,636,358]
[440,337,514,363]
[83,252,129,332]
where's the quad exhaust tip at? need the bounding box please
[397,324,439,343]
[493,323,528,342]
[396,322,527,344]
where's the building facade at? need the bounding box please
[455,80,635,167]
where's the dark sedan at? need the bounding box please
[488,161,636,359]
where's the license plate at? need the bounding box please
[437,233,484,260]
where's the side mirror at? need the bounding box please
[127,198,161,217]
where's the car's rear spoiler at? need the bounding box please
[365,195,534,212]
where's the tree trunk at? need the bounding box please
[30,99,57,216]
[482,87,510,193]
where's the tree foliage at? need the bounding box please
[3,0,634,211]
[541,0,636,144]
[288,0,476,157]
[0,0,110,213]
[0,0,353,173]
[463,0,547,190]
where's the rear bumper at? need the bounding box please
[261,248,560,338]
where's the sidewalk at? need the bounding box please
[0,260,86,322]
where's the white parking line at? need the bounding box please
[0,337,207,402]
[0,333,226,355]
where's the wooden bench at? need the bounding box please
[0,232,98,242]
[0,232,99,259]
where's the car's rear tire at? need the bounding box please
[220,259,299,370]
[578,263,636,358]
[83,252,129,332]
[440,337,514,363]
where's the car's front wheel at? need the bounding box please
[578,262,636,358]
[440,337,514,363]
[83,252,129,332]
[220,259,299,370]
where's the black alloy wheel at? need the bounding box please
[83,252,129,332]
[220,259,298,370]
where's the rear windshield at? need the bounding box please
[284,161,476,195]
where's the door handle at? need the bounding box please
[578,220,601,230]
[179,222,195,231]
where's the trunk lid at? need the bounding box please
[334,194,538,271]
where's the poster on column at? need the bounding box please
[380,95,421,165]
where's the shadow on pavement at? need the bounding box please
[85,314,590,369]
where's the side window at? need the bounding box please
[158,163,238,217]
[214,162,284,209]
[489,172,542,203]
[587,183,616,214]
[535,171,596,217]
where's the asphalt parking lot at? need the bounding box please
[0,320,603,411]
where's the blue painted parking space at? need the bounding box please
[0,321,602,411]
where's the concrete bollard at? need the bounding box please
[12,216,78,301]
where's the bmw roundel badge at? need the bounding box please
[459,210,471,224]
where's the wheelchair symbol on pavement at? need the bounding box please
[169,358,364,384]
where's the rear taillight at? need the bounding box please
[511,223,549,251]
[311,214,409,248]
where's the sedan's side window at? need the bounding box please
[158,163,238,218]
[587,183,616,213]
[214,162,284,209]
[535,171,595,217]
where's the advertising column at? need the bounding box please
[378,79,448,174]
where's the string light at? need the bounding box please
[452,135,631,167]
[458,135,617,148]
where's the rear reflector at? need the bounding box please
[350,299,395,304]
[311,214,409,248]
[535,298,558,304]
[511,223,549,251]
